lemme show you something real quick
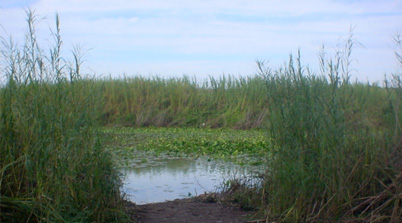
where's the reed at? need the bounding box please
[257,39,402,222]
[96,74,269,129]
[0,10,128,222]
[2,10,401,223]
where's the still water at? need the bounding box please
[121,158,261,204]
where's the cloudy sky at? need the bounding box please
[1,0,402,82]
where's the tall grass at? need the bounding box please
[0,11,128,222]
[96,74,268,129]
[258,37,402,222]
[2,10,401,223]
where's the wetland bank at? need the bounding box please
[105,127,268,205]
[1,11,401,223]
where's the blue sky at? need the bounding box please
[1,0,402,83]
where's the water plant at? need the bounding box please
[2,10,401,223]
[104,127,270,168]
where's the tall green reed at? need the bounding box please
[96,74,268,129]
[0,10,128,222]
[258,36,401,222]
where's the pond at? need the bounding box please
[121,158,262,204]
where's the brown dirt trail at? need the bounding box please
[126,196,259,223]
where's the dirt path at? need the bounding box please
[126,195,259,223]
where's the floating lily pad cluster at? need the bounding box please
[104,127,271,168]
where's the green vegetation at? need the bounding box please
[256,45,402,221]
[97,74,268,129]
[0,11,128,222]
[103,127,270,168]
[1,11,401,223]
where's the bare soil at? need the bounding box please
[126,194,261,223]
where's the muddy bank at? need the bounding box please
[126,194,261,223]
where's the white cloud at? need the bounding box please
[1,0,401,82]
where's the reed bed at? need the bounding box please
[0,11,128,222]
[1,11,401,223]
[94,40,401,221]
[257,44,402,222]
[96,74,268,129]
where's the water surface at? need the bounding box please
[121,158,261,204]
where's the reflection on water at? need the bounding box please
[121,158,260,204]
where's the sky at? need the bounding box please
[1,0,402,83]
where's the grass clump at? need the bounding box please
[0,11,128,222]
[257,39,402,221]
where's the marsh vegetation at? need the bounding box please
[1,11,401,222]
